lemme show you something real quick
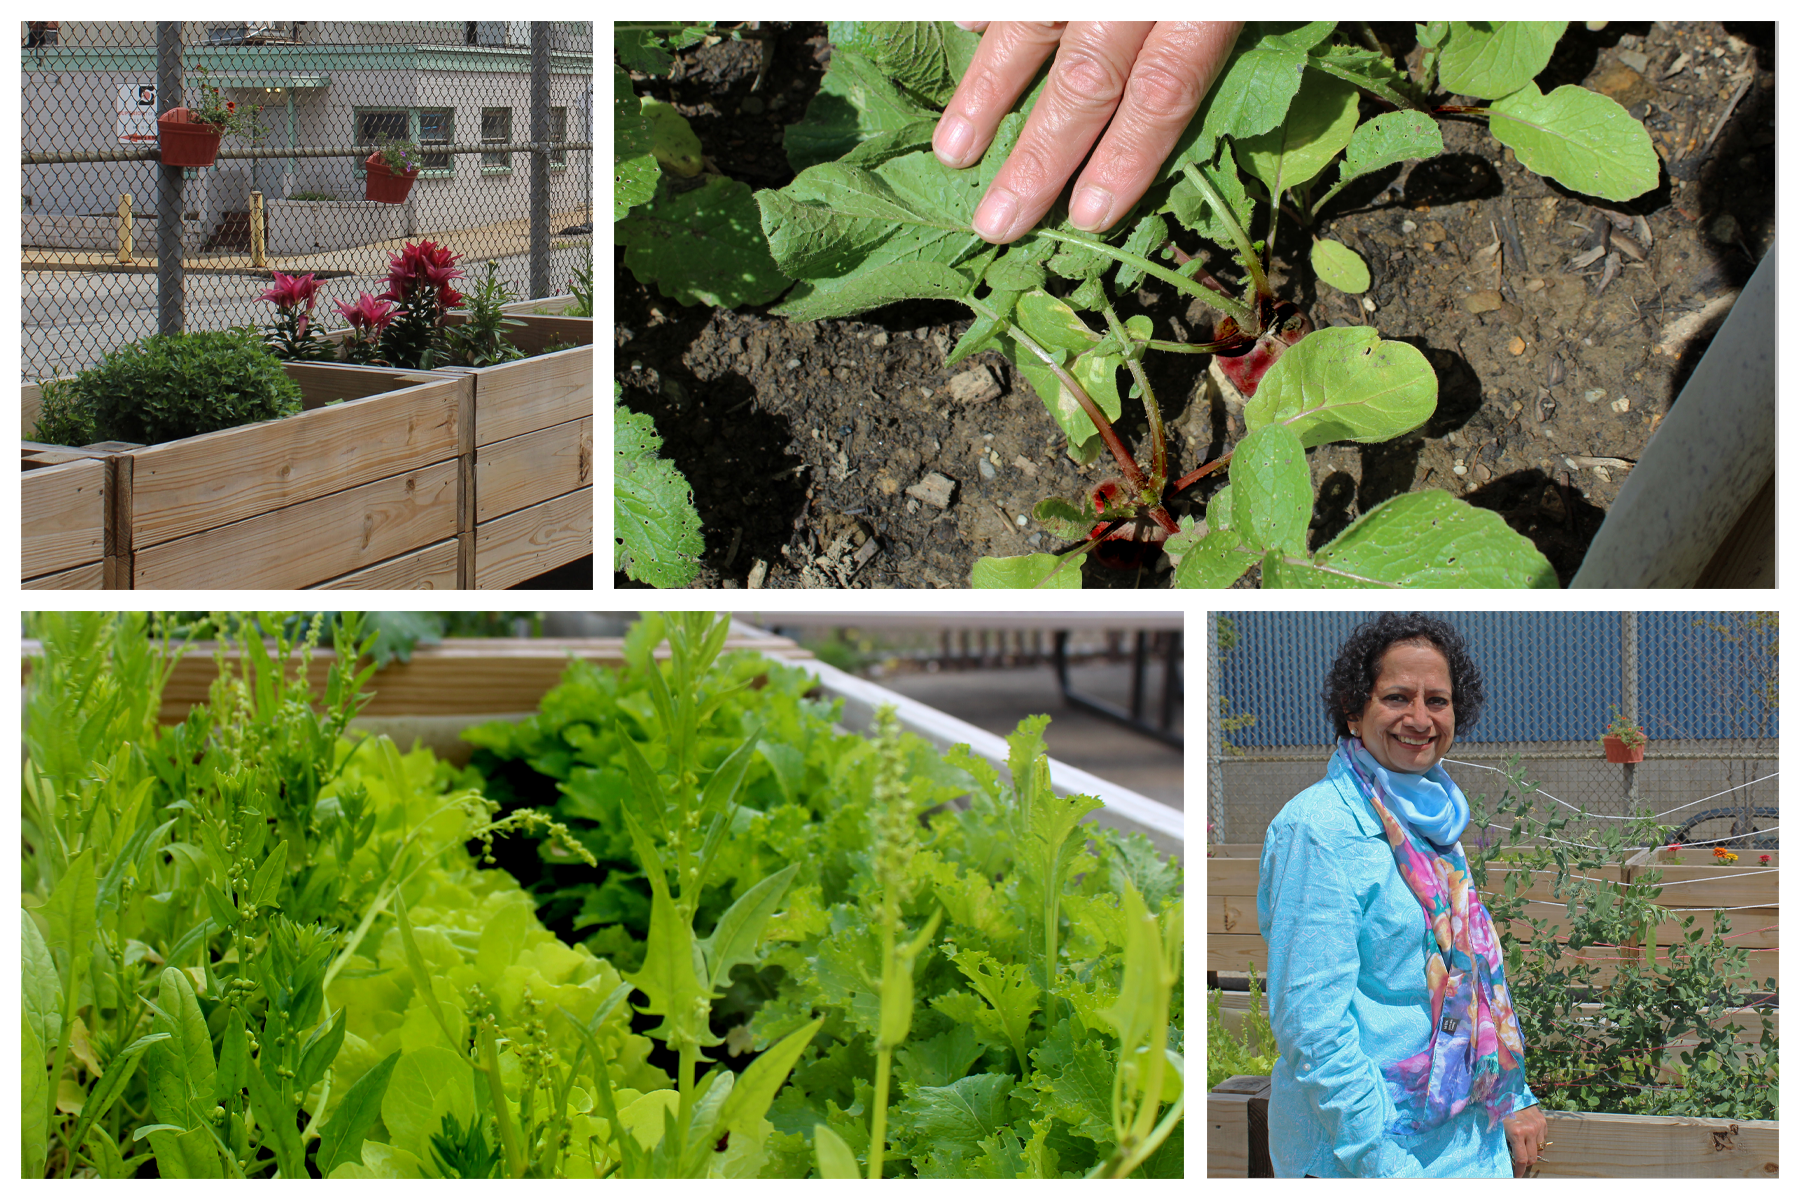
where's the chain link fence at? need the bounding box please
[1208,611,1778,851]
[22,20,593,381]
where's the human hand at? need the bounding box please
[1502,1105,1550,1177]
[932,21,1242,244]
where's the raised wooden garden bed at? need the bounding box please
[1208,845,1777,987]
[500,293,583,316]
[27,623,1181,854]
[22,363,472,589]
[22,444,108,588]
[1209,1074,1778,1178]
[437,313,593,587]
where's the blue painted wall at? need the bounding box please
[1217,612,1777,746]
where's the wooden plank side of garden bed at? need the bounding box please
[472,486,590,589]
[285,362,455,408]
[24,560,105,589]
[130,460,460,589]
[21,633,812,723]
[500,293,578,316]
[1535,1109,1778,1178]
[1207,1077,1270,1177]
[125,374,467,548]
[1208,893,1255,939]
[1209,860,1260,896]
[1630,864,1781,909]
[1209,933,1269,976]
[474,415,592,522]
[466,345,592,447]
[310,538,461,590]
[21,454,107,578]
[1210,993,1779,1084]
[1637,905,1779,950]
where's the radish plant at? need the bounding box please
[757,21,1656,588]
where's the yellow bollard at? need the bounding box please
[250,190,266,267]
[117,192,133,263]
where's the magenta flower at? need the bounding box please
[261,271,321,334]
[383,239,462,297]
[335,293,396,335]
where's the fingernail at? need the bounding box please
[972,186,1020,243]
[1070,185,1114,232]
[935,114,976,167]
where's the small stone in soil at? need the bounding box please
[947,366,1001,404]
[1611,396,1631,413]
[870,331,888,347]
[905,472,957,509]
[978,457,996,480]
[1465,289,1504,314]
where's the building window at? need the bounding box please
[418,109,452,172]
[357,108,452,175]
[481,107,512,172]
[549,106,567,168]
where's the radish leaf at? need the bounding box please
[1490,81,1659,202]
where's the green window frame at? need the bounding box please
[481,107,512,173]
[354,107,453,177]
[549,106,567,169]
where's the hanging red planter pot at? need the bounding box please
[157,107,222,168]
[1603,735,1646,764]
[365,153,419,204]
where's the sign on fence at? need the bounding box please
[117,83,157,142]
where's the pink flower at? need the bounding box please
[260,271,320,310]
[335,293,395,335]
[1761,855,1771,866]
[383,239,462,296]
[261,271,321,335]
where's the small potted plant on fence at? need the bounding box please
[1601,705,1648,763]
[364,135,423,203]
[158,64,261,168]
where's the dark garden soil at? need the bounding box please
[615,21,1775,589]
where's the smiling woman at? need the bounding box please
[1255,612,1545,1178]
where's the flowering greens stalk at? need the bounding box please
[614,612,804,1173]
[1091,878,1184,1178]
[865,707,944,1180]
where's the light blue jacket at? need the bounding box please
[1255,754,1538,1178]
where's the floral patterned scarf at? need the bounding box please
[1338,738,1529,1136]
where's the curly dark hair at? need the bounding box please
[1322,612,1485,738]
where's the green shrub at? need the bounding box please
[1470,761,1779,1119]
[28,377,97,447]
[79,328,304,444]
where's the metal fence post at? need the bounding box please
[1209,612,1226,846]
[155,22,184,334]
[528,22,550,298]
[1622,610,1640,816]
